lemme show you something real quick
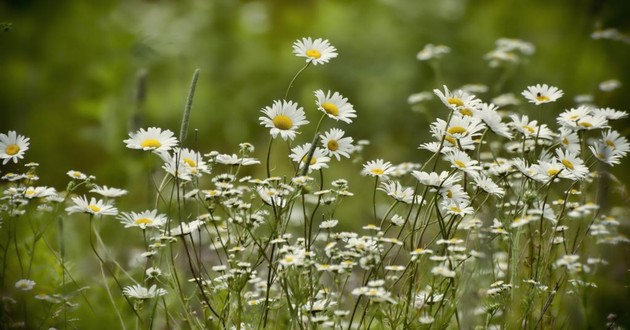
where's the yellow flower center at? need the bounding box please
[5,144,20,156]
[447,126,467,135]
[449,206,462,213]
[283,256,294,263]
[134,217,153,226]
[141,138,162,149]
[561,159,575,170]
[535,95,550,102]
[72,172,83,178]
[447,98,464,107]
[454,160,466,168]
[459,108,474,116]
[272,115,293,130]
[547,169,560,176]
[183,158,197,167]
[370,169,384,176]
[522,125,535,134]
[306,49,321,59]
[322,102,339,116]
[446,190,453,198]
[25,189,36,196]
[605,139,616,149]
[562,137,569,146]
[89,204,101,213]
[327,140,339,151]
[578,121,592,128]
[444,136,457,145]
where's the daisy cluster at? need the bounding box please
[1,36,629,329]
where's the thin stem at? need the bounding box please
[284,62,311,99]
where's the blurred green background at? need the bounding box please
[2,0,630,327]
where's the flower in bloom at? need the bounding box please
[362,159,394,178]
[90,185,128,198]
[66,170,88,180]
[123,127,178,153]
[477,103,512,139]
[15,279,36,291]
[123,284,167,299]
[416,44,450,61]
[314,90,357,124]
[444,149,482,175]
[441,199,475,217]
[598,79,621,92]
[411,170,460,189]
[558,128,581,153]
[171,147,211,176]
[259,100,309,141]
[555,149,590,180]
[509,114,554,140]
[118,210,168,229]
[589,130,630,166]
[214,154,260,166]
[433,85,482,114]
[472,175,505,197]
[23,186,57,199]
[592,107,628,120]
[378,180,420,204]
[430,116,486,150]
[289,143,331,173]
[320,128,354,160]
[65,196,118,216]
[522,84,563,105]
[0,131,30,164]
[431,265,456,278]
[292,37,338,65]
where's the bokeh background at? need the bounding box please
[1,0,629,327]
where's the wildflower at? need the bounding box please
[378,180,419,204]
[319,219,338,229]
[168,219,205,236]
[407,91,433,105]
[351,286,396,304]
[411,170,460,189]
[558,128,581,153]
[390,214,405,226]
[90,185,128,198]
[65,196,118,216]
[590,130,630,165]
[416,44,450,61]
[492,93,521,107]
[214,153,260,166]
[292,37,337,65]
[441,200,475,217]
[23,186,57,199]
[598,79,621,92]
[433,85,482,114]
[289,143,331,172]
[66,170,88,180]
[172,148,211,176]
[556,149,590,180]
[431,265,456,278]
[509,114,554,140]
[123,127,178,154]
[522,84,563,105]
[320,128,354,160]
[161,153,193,182]
[472,175,505,197]
[419,315,435,324]
[444,149,482,175]
[146,267,162,279]
[0,131,30,164]
[478,103,512,139]
[14,279,36,291]
[592,107,628,120]
[123,284,167,299]
[430,115,486,150]
[259,100,309,141]
[314,90,357,123]
[118,210,168,229]
[362,159,394,178]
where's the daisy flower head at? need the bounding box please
[173,147,211,176]
[416,44,450,61]
[292,37,338,65]
[124,127,178,154]
[589,130,630,166]
[90,185,128,198]
[0,131,30,165]
[555,149,590,180]
[362,159,395,178]
[65,196,118,216]
[478,103,512,139]
[378,180,419,204]
[15,279,36,291]
[289,143,331,173]
[123,284,167,300]
[522,84,563,105]
[118,210,168,229]
[472,174,505,197]
[259,100,309,141]
[444,149,482,175]
[592,107,628,120]
[433,85,482,114]
[430,115,486,150]
[411,170,460,189]
[320,128,354,160]
[314,90,357,124]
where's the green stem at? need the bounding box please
[179,69,200,143]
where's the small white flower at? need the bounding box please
[416,44,450,61]
[123,284,167,299]
[118,210,168,229]
[320,128,354,160]
[66,170,88,180]
[90,185,128,198]
[292,37,338,65]
[0,131,30,164]
[598,79,621,92]
[289,143,331,173]
[124,127,178,153]
[431,265,456,278]
[15,279,36,291]
[315,90,357,124]
[65,196,118,216]
[259,100,309,141]
[362,159,395,178]
[522,84,563,105]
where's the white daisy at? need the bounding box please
[431,265,456,278]
[123,284,167,299]
[558,128,581,153]
[214,154,260,166]
[478,103,512,139]
[65,196,118,216]
[0,131,30,165]
[314,90,357,123]
[416,44,450,61]
[160,152,193,182]
[289,143,331,173]
[259,100,309,141]
[433,85,482,114]
[320,128,354,160]
[492,93,521,107]
[589,130,630,166]
[172,147,211,176]
[532,159,564,182]
[411,170,460,189]
[592,107,628,120]
[23,186,57,199]
[430,116,486,150]
[555,149,589,180]
[123,127,178,153]
[292,37,338,65]
[90,185,128,198]
[598,79,621,92]
[439,184,470,204]
[118,210,168,229]
[66,170,88,180]
[509,114,554,140]
[472,175,505,197]
[444,149,482,175]
[378,180,420,204]
[441,200,475,217]
[522,84,563,105]
[362,159,395,178]
[15,279,36,291]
